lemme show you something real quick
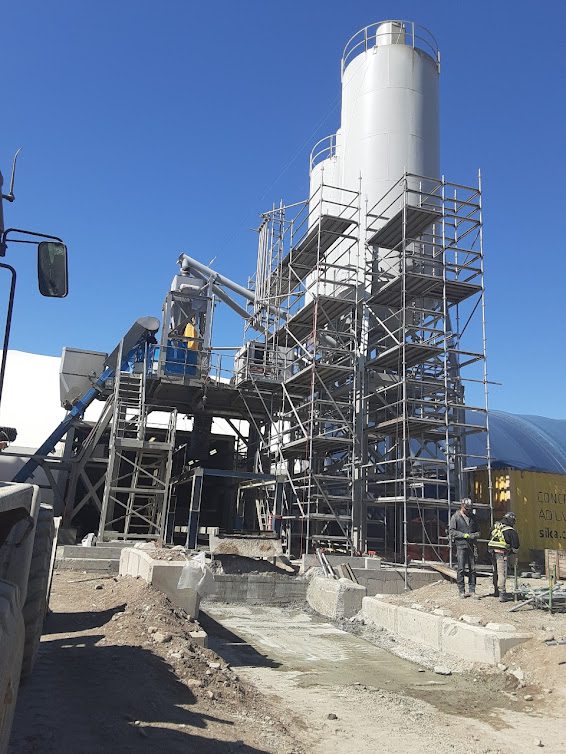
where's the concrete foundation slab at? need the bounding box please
[208,572,307,605]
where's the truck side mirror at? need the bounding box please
[37,241,68,298]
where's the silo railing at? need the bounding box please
[309,134,337,174]
[341,20,440,76]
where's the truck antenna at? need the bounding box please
[2,148,22,202]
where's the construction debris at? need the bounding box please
[509,582,566,613]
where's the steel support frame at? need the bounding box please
[364,172,492,575]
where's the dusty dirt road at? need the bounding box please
[9,571,304,754]
[11,571,566,754]
[202,603,566,754]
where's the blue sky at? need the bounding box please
[1,0,565,417]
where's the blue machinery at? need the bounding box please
[13,317,160,484]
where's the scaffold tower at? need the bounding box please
[234,171,491,562]
[363,172,491,564]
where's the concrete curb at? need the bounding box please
[361,597,531,665]
[56,558,119,573]
[119,549,200,619]
[307,576,366,620]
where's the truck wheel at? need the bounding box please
[20,504,55,678]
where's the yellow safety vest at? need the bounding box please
[183,322,198,350]
[487,522,513,552]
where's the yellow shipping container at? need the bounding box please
[473,467,566,564]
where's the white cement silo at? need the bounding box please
[339,20,440,207]
[306,21,440,295]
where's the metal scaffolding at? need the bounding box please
[234,171,492,562]
[40,172,490,568]
[234,180,365,553]
[97,346,177,541]
[363,172,492,565]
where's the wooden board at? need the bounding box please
[425,561,457,581]
[336,563,359,583]
[545,549,566,579]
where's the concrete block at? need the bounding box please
[363,557,383,570]
[189,629,208,647]
[307,576,366,620]
[209,533,282,557]
[0,580,25,754]
[379,582,402,595]
[120,548,141,577]
[441,619,530,664]
[353,570,410,596]
[56,558,118,573]
[137,555,152,582]
[361,597,398,632]
[118,548,130,576]
[60,545,123,560]
[246,582,274,602]
[441,620,497,664]
[151,564,200,618]
[361,597,531,666]
[397,606,442,650]
[119,548,200,618]
[207,573,307,605]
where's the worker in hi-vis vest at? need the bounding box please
[487,512,520,602]
[183,315,199,350]
[182,315,199,376]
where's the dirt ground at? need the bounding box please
[383,575,566,694]
[9,571,305,754]
[10,570,566,754]
[203,602,566,754]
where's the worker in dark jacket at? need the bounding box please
[487,512,520,602]
[449,498,480,598]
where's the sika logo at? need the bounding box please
[538,527,566,540]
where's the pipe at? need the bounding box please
[211,284,251,322]
[178,253,254,303]
[180,255,279,319]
